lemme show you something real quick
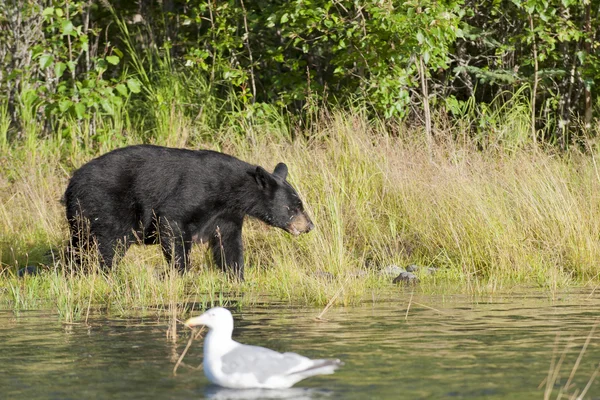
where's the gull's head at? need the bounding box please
[185,307,234,332]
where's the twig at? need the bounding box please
[417,55,432,158]
[528,14,538,146]
[239,0,256,103]
[173,325,205,376]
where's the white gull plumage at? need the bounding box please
[184,307,343,389]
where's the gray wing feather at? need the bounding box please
[221,345,307,383]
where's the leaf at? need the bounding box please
[116,83,128,97]
[42,7,55,16]
[74,103,86,119]
[280,13,289,24]
[416,31,425,44]
[96,58,107,71]
[423,51,430,65]
[39,54,54,69]
[100,99,115,115]
[55,8,64,17]
[57,82,68,94]
[106,55,120,65]
[54,62,66,78]
[59,99,73,113]
[61,20,74,36]
[126,78,142,93]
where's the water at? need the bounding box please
[1,291,599,399]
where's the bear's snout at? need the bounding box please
[288,212,314,235]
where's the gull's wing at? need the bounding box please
[220,344,313,383]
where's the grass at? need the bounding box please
[541,322,600,399]
[2,91,600,320]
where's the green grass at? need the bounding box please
[2,96,600,320]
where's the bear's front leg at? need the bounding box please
[209,219,244,280]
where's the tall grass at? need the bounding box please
[2,58,600,319]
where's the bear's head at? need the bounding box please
[250,163,314,235]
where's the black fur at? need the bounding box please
[64,145,313,279]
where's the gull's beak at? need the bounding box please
[184,313,208,328]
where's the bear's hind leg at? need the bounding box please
[157,218,191,272]
[160,236,191,272]
[209,219,244,280]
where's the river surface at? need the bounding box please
[1,290,599,399]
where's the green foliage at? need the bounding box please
[175,0,463,118]
[454,0,600,144]
[37,2,138,122]
[1,0,599,147]
[0,0,141,146]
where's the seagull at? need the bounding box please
[184,307,343,389]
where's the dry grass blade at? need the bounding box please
[84,268,98,325]
[541,322,599,399]
[173,324,205,376]
[316,276,350,321]
[405,291,414,321]
[540,333,561,394]
[544,340,572,400]
[563,322,598,391]
[411,301,446,314]
[577,362,600,400]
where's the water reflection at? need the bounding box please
[204,385,333,399]
[0,290,599,399]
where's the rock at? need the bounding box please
[406,264,438,275]
[406,264,421,273]
[17,265,40,277]
[392,271,419,285]
[379,265,406,277]
[349,269,368,278]
[313,270,334,281]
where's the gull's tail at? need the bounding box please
[290,359,344,377]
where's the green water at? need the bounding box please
[1,291,599,399]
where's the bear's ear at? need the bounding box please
[253,166,277,190]
[273,163,288,180]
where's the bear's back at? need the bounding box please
[70,145,251,184]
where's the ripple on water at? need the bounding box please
[0,290,599,399]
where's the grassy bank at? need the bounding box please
[2,109,600,320]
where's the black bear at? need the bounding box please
[64,145,313,279]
